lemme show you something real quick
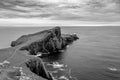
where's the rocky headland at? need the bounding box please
[0,27,79,80]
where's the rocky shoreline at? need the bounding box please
[0,27,79,80]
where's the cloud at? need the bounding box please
[0,0,120,22]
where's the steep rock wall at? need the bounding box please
[11,27,79,55]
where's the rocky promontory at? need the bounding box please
[11,27,79,55]
[0,27,79,80]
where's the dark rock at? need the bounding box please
[62,33,79,46]
[11,27,61,47]
[25,58,53,80]
[11,27,79,55]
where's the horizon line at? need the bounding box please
[0,18,120,27]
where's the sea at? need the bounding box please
[0,26,120,80]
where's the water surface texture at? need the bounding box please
[0,27,120,80]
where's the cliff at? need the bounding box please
[11,27,79,55]
[0,27,79,80]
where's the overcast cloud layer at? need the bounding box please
[0,0,120,22]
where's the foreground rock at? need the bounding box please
[0,27,79,80]
[11,27,79,55]
[0,51,50,80]
[25,58,53,80]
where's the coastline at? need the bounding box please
[0,27,78,80]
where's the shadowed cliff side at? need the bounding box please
[25,58,53,80]
[11,27,79,55]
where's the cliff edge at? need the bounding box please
[0,27,79,80]
[11,27,79,55]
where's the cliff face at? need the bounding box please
[0,27,79,80]
[25,58,53,80]
[11,27,79,55]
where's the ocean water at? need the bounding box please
[0,26,120,80]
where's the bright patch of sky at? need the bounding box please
[0,0,120,26]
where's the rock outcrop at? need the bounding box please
[0,56,51,80]
[25,58,53,80]
[0,60,48,80]
[11,27,79,55]
[0,27,79,80]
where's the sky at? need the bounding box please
[0,0,120,26]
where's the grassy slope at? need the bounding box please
[0,47,47,80]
